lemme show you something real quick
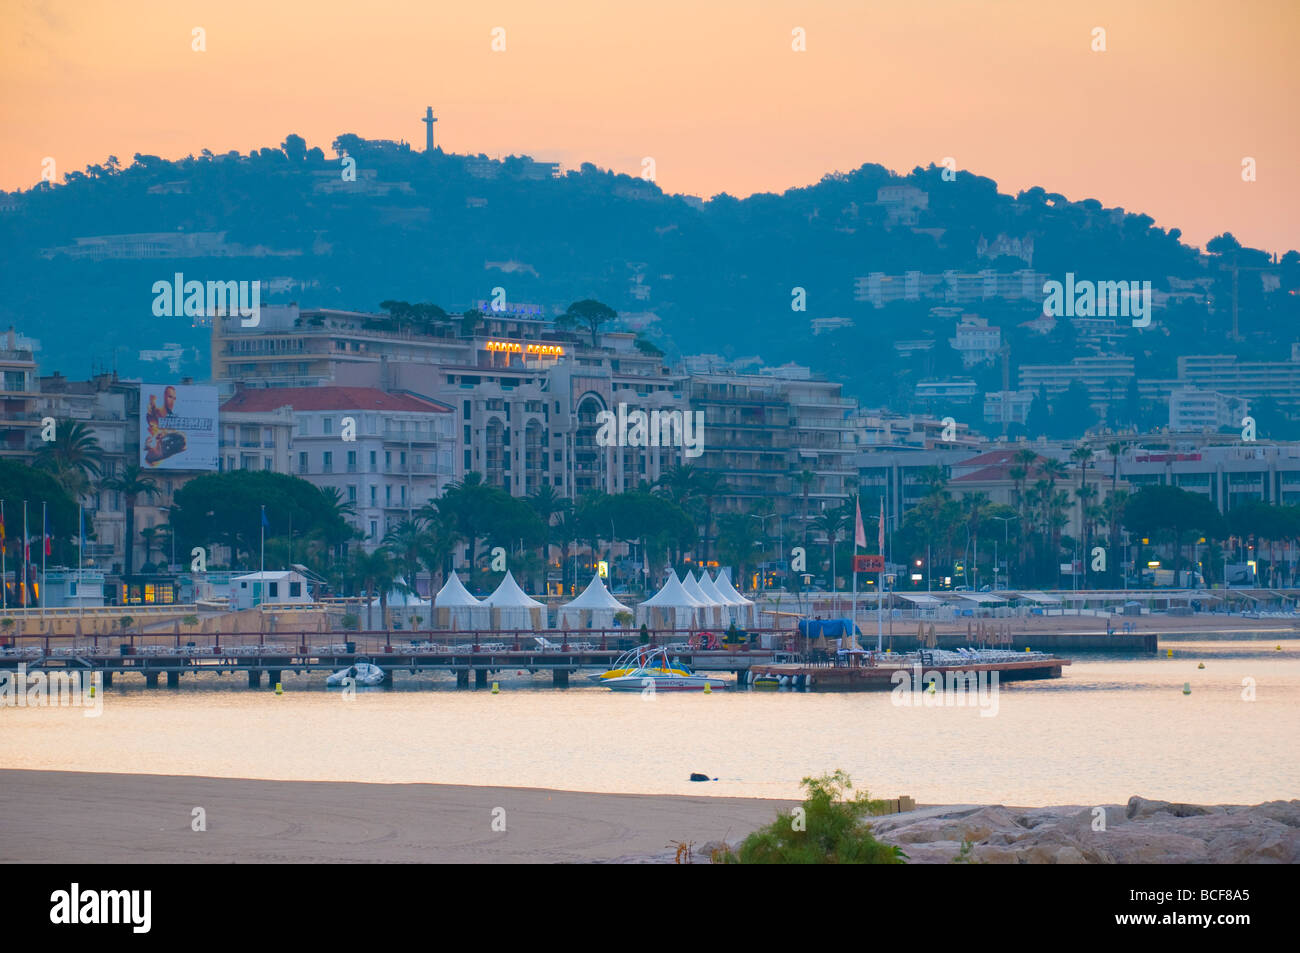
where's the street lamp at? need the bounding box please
[989,515,1018,591]
[751,513,780,593]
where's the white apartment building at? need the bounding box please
[220,386,455,545]
[1168,388,1248,433]
[949,315,1001,367]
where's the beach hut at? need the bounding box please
[483,571,549,631]
[714,568,756,627]
[434,572,488,631]
[682,571,723,628]
[637,570,704,632]
[557,574,633,632]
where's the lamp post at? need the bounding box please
[751,513,779,594]
[990,515,1018,591]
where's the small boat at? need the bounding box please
[326,660,385,687]
[601,647,728,692]
[589,645,694,683]
[752,672,781,689]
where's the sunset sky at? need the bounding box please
[3,0,1297,253]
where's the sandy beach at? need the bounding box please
[0,770,794,864]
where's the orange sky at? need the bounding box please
[3,0,1297,253]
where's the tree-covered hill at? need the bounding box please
[2,134,1296,411]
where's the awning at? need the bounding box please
[955,594,1007,606]
[895,593,944,606]
[1016,591,1062,605]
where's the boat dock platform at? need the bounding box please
[757,654,1070,691]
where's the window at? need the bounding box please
[298,452,308,474]
[347,450,357,472]
[370,520,378,539]
[369,485,376,505]
[323,417,334,435]
[289,582,302,598]
[322,451,333,473]
[348,485,357,502]
[369,450,377,471]
[385,451,391,470]
[268,582,279,598]
[263,457,273,471]
[385,485,392,505]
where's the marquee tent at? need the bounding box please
[368,577,432,629]
[696,572,735,625]
[637,570,704,631]
[483,571,549,631]
[557,574,633,631]
[433,572,489,630]
[714,568,757,626]
[682,571,724,627]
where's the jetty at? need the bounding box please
[0,627,1071,691]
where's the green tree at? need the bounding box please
[1125,485,1227,573]
[99,464,159,576]
[718,771,905,864]
[34,419,103,498]
[556,298,618,348]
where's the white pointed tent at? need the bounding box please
[697,571,734,625]
[558,574,633,631]
[483,571,549,631]
[368,577,432,630]
[637,570,704,631]
[714,568,757,627]
[683,571,723,628]
[434,572,488,631]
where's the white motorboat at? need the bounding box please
[326,660,386,687]
[600,647,728,692]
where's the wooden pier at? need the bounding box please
[0,629,1070,690]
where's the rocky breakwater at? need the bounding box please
[870,796,1300,864]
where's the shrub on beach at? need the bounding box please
[714,770,906,864]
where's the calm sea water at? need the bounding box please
[3,640,1297,806]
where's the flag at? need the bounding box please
[854,497,866,549]
[44,534,51,556]
[0,503,5,553]
[260,506,269,529]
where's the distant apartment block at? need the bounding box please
[914,378,978,404]
[855,269,1046,309]
[1168,388,1248,433]
[1176,352,1300,409]
[0,328,41,460]
[875,185,929,225]
[1018,354,1135,407]
[983,389,1034,427]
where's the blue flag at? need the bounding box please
[260,506,269,529]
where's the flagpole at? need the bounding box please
[41,501,47,616]
[851,494,859,654]
[877,497,884,653]
[79,504,84,625]
[1,499,6,611]
[260,505,266,606]
[22,500,28,608]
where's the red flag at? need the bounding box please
[44,534,51,556]
[854,497,867,548]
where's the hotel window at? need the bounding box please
[323,417,333,435]
[369,486,376,505]
[369,450,377,471]
[262,457,272,471]
[385,451,391,470]
[347,450,357,472]
[298,452,308,474]
[370,521,378,539]
[348,485,357,502]
[322,451,333,473]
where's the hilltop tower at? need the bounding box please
[422,106,438,152]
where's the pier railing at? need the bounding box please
[0,627,799,658]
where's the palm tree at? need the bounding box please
[35,419,103,498]
[692,470,729,563]
[383,519,437,596]
[99,465,159,577]
[349,546,396,631]
[813,508,849,590]
[528,484,568,567]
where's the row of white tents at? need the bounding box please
[368,568,757,632]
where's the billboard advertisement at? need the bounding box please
[139,382,219,470]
